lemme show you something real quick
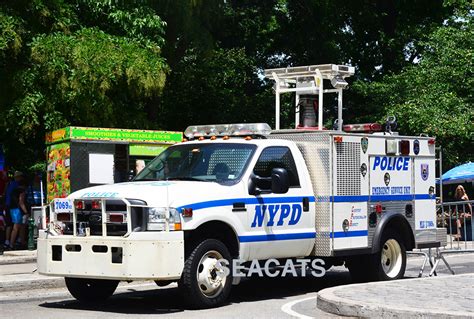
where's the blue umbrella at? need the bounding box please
[441,162,474,184]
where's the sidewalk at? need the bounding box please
[0,249,64,292]
[317,274,474,318]
[0,249,37,265]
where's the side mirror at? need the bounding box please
[248,174,260,195]
[128,170,136,181]
[271,168,289,194]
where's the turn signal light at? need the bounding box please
[91,200,101,210]
[75,200,85,210]
[375,204,383,214]
[334,136,343,143]
[182,208,193,217]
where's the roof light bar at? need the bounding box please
[343,123,382,133]
[184,123,271,140]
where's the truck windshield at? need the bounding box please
[134,143,257,184]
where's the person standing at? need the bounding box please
[3,171,22,248]
[8,176,28,250]
[454,185,472,240]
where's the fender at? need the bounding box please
[371,211,415,253]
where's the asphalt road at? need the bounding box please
[1,253,473,319]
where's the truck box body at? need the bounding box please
[269,130,438,257]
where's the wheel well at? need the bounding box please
[383,217,415,251]
[184,221,239,258]
[373,214,415,252]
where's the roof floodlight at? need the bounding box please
[331,74,348,89]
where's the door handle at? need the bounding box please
[302,197,309,212]
[232,202,247,212]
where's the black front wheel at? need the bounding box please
[65,277,119,303]
[178,239,232,309]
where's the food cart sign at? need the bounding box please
[70,127,182,144]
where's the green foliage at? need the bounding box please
[161,48,273,130]
[10,28,168,139]
[0,1,168,170]
[354,9,474,168]
[0,12,24,63]
[0,0,472,173]
[78,0,166,49]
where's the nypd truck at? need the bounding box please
[37,64,443,308]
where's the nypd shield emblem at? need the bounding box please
[413,139,420,155]
[361,137,368,153]
[421,164,429,181]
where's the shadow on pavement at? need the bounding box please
[39,269,352,314]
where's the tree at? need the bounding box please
[353,5,473,168]
[160,48,274,131]
[0,0,168,169]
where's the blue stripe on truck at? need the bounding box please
[177,194,433,211]
[177,196,316,211]
[239,232,316,242]
[330,230,369,238]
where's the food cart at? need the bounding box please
[45,126,182,202]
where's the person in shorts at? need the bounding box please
[8,176,28,250]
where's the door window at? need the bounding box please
[253,147,300,188]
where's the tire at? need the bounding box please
[65,277,119,303]
[346,255,369,283]
[347,229,406,282]
[178,239,232,309]
[373,229,406,280]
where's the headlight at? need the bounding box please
[147,207,182,231]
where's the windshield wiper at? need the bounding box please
[167,177,206,182]
[132,178,162,182]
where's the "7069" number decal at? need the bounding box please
[54,199,73,213]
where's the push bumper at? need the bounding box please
[37,230,184,281]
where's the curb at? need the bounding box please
[0,276,65,292]
[0,250,37,265]
[317,274,474,318]
[0,256,37,265]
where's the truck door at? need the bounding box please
[245,146,315,260]
[413,157,436,241]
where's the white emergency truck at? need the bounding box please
[38,64,444,308]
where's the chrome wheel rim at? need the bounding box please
[196,250,226,298]
[381,239,402,278]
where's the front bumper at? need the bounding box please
[37,230,184,281]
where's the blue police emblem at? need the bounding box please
[413,139,420,155]
[361,137,368,153]
[421,164,429,181]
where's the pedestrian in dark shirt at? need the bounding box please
[3,171,23,248]
[9,176,28,250]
